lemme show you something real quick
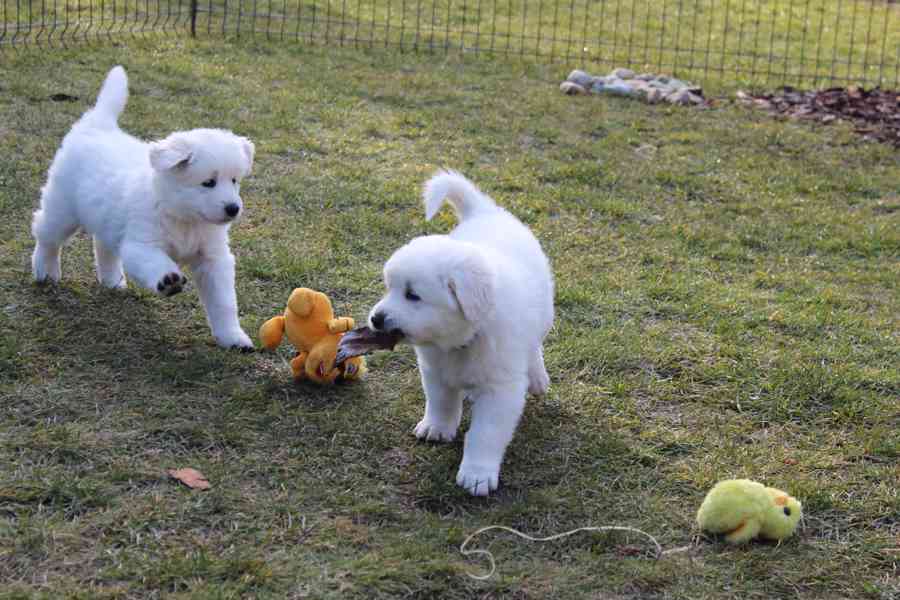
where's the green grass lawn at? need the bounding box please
[1,39,898,599]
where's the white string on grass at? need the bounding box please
[459,525,664,580]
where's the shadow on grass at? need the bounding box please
[405,394,649,516]
[20,279,242,389]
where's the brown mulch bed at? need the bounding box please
[738,86,900,148]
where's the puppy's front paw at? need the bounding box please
[413,419,457,442]
[32,247,61,283]
[157,272,187,297]
[456,463,500,497]
[217,329,254,351]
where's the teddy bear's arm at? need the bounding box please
[259,316,286,350]
[327,317,355,334]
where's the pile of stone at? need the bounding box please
[561,68,705,106]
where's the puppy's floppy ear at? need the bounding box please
[448,247,495,326]
[149,135,193,171]
[238,136,255,171]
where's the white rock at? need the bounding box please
[566,69,596,89]
[648,80,676,92]
[594,80,639,97]
[665,88,704,105]
[611,68,635,79]
[665,89,692,105]
[560,81,588,95]
[627,82,652,101]
[646,88,664,104]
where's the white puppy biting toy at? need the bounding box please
[31,66,255,349]
[339,170,555,496]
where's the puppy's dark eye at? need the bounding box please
[783,507,791,516]
[232,178,237,185]
[405,290,421,302]
[202,178,216,188]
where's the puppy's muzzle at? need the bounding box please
[224,203,241,219]
[369,311,403,338]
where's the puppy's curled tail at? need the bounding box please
[82,66,128,130]
[423,170,497,222]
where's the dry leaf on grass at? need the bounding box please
[167,467,211,490]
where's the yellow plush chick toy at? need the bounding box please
[259,288,367,384]
[697,479,802,544]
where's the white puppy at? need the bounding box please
[369,171,554,496]
[31,66,255,349]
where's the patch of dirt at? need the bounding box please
[738,86,900,147]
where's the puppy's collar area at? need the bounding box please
[451,330,480,352]
[158,207,204,226]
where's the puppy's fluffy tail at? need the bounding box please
[423,170,497,222]
[81,66,128,130]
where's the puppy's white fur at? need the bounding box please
[31,66,255,349]
[370,171,554,496]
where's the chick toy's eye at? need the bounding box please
[783,507,792,516]
[405,290,421,302]
[202,178,216,188]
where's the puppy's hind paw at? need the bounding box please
[413,419,457,443]
[456,463,500,497]
[157,272,187,297]
[528,369,550,396]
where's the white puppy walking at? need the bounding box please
[31,66,255,349]
[369,171,554,495]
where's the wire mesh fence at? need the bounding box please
[2,0,899,88]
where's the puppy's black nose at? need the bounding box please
[371,311,386,330]
[225,203,240,218]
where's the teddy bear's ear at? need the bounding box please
[149,135,193,172]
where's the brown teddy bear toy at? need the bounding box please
[259,288,367,384]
